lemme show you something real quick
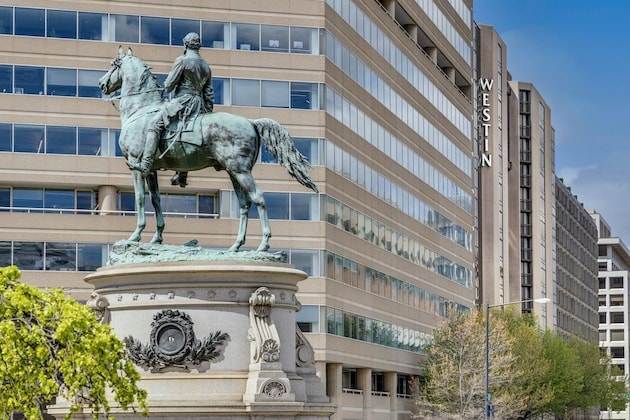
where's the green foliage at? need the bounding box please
[0,266,147,419]
[416,307,628,419]
[416,309,522,419]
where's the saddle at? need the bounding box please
[162,115,204,147]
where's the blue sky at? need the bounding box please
[474,1,630,241]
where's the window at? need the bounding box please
[261,25,288,52]
[140,16,169,45]
[0,123,11,151]
[78,127,104,156]
[232,79,260,106]
[13,189,43,211]
[611,312,624,323]
[0,7,13,35]
[160,194,197,215]
[291,82,318,109]
[44,190,75,211]
[0,242,10,266]
[261,80,289,108]
[171,18,200,46]
[0,64,12,93]
[290,250,318,276]
[291,193,316,221]
[119,192,136,212]
[78,70,105,98]
[212,78,229,105]
[265,192,289,219]
[47,68,77,97]
[111,14,139,43]
[611,347,625,358]
[296,305,319,333]
[198,195,216,216]
[600,312,607,323]
[13,241,44,270]
[78,244,105,271]
[46,126,77,154]
[46,243,76,271]
[290,27,317,54]
[610,329,624,341]
[372,372,385,392]
[15,66,44,95]
[342,369,357,390]
[202,21,228,49]
[14,125,44,153]
[15,7,45,37]
[79,12,106,40]
[0,188,9,209]
[610,295,624,307]
[233,23,259,51]
[47,9,77,39]
[610,277,624,288]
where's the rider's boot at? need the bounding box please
[171,172,188,188]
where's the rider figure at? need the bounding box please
[132,32,214,187]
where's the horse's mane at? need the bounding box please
[127,54,161,91]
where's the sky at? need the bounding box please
[473,1,630,241]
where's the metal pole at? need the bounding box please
[485,303,490,419]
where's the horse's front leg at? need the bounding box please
[146,171,164,244]
[128,170,146,242]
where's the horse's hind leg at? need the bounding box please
[129,170,146,242]
[146,171,164,244]
[228,170,271,252]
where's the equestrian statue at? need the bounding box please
[98,33,318,252]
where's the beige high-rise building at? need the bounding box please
[476,25,555,328]
[0,1,475,418]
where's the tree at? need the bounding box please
[498,310,553,417]
[0,266,147,419]
[416,307,629,419]
[415,309,525,419]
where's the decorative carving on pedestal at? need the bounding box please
[295,327,315,368]
[262,380,287,398]
[248,287,280,363]
[123,309,229,370]
[86,292,110,324]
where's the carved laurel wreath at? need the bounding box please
[123,309,229,370]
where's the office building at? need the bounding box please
[592,210,630,419]
[0,1,475,418]
[555,178,598,341]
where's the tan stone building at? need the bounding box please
[476,25,555,327]
[0,0,475,418]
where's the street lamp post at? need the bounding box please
[484,297,551,419]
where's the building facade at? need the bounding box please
[592,210,630,419]
[0,1,476,418]
[555,177,598,341]
[475,24,555,327]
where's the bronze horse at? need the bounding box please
[98,47,318,251]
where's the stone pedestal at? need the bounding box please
[50,259,333,419]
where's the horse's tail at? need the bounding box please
[249,118,319,193]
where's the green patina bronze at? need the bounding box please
[98,40,317,253]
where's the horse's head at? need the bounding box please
[98,46,128,95]
[99,47,157,96]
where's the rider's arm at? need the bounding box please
[164,57,184,93]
